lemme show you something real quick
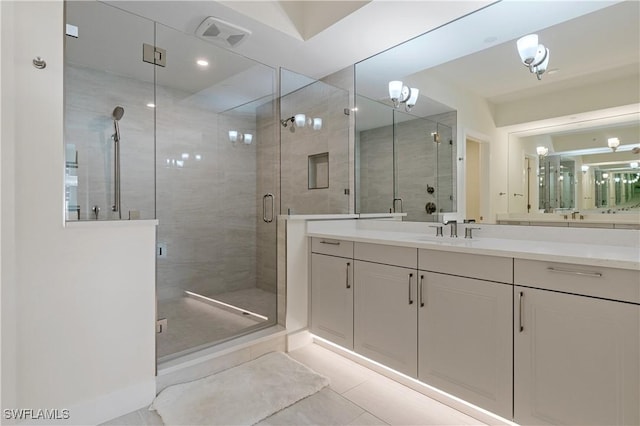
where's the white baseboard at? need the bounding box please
[17,379,156,426]
[286,329,312,352]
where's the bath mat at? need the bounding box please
[149,351,329,425]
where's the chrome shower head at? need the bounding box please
[112,106,124,142]
[112,106,124,121]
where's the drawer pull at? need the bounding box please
[408,273,414,305]
[519,291,524,332]
[320,240,340,245]
[419,274,425,307]
[547,267,602,278]
[346,262,351,289]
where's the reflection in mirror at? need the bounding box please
[511,119,640,214]
[354,0,638,225]
[355,92,457,221]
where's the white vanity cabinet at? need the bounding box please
[353,243,418,377]
[514,260,640,426]
[310,238,354,349]
[418,249,513,419]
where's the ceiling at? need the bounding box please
[105,0,493,81]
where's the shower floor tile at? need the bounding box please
[156,288,277,360]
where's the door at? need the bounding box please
[418,272,513,419]
[514,286,639,425]
[310,253,353,349]
[354,261,417,377]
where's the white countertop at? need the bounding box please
[307,223,640,271]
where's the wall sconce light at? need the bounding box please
[294,114,307,128]
[516,34,550,80]
[389,80,419,111]
[614,176,621,183]
[607,137,620,152]
[313,118,322,130]
[581,165,589,173]
[602,172,609,179]
[631,161,639,169]
[228,130,253,144]
[536,146,549,156]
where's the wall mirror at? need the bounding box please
[354,0,639,224]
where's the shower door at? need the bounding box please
[154,24,279,361]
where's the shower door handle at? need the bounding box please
[263,193,274,223]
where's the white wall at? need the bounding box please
[1,2,156,424]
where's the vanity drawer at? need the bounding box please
[355,242,417,269]
[514,259,640,304]
[419,249,513,283]
[311,237,353,258]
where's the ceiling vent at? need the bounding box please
[195,17,251,48]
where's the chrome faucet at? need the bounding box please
[443,219,457,238]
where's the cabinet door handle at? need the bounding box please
[408,273,414,305]
[346,262,351,289]
[320,240,340,245]
[419,274,425,307]
[547,267,602,278]
[519,291,524,333]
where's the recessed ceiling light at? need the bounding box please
[146,103,156,108]
[196,59,209,67]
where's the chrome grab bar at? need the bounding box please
[519,292,524,332]
[419,274,425,307]
[263,193,274,223]
[346,262,351,289]
[320,240,340,245]
[547,267,602,278]
[408,273,414,305]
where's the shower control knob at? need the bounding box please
[32,57,47,69]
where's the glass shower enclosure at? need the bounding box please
[64,2,279,363]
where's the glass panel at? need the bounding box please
[280,69,350,215]
[355,95,394,214]
[154,23,277,361]
[436,121,455,214]
[64,2,155,221]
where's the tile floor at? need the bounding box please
[157,288,277,359]
[104,343,485,425]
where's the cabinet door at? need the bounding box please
[418,272,513,419]
[354,260,417,377]
[514,286,640,426]
[310,253,353,349]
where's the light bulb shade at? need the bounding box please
[536,146,548,156]
[388,81,403,100]
[631,162,639,168]
[607,137,620,149]
[406,88,419,107]
[517,34,539,64]
[615,177,621,183]
[581,165,589,172]
[228,130,238,142]
[294,114,306,127]
[602,173,609,179]
[312,118,322,130]
[535,47,550,74]
[532,44,547,67]
[243,133,253,144]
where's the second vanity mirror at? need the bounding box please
[354,0,639,225]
